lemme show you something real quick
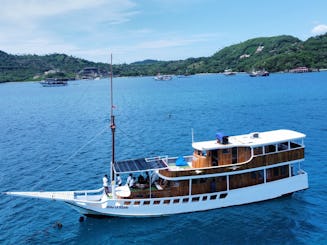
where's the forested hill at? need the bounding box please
[209,34,327,72]
[1,33,327,82]
[0,52,108,82]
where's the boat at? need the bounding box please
[223,69,237,76]
[154,74,173,81]
[5,56,308,218]
[40,78,68,87]
[249,70,269,77]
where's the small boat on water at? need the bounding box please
[249,70,269,77]
[223,69,237,76]
[40,78,68,87]
[154,74,173,81]
[6,56,308,218]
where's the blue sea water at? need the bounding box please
[0,72,326,244]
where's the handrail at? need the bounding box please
[145,155,168,162]
[74,187,104,195]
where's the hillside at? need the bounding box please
[0,52,109,82]
[1,33,327,82]
[209,35,303,72]
[114,34,327,76]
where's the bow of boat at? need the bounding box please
[5,188,104,202]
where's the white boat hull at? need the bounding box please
[64,172,308,217]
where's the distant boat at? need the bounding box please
[223,69,237,76]
[154,74,173,81]
[249,70,269,77]
[40,78,68,87]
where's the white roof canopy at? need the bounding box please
[192,129,305,151]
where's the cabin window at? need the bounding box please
[216,176,227,191]
[229,170,264,189]
[266,165,290,182]
[210,195,217,200]
[216,176,227,182]
[124,201,131,206]
[290,139,302,149]
[143,201,150,205]
[192,197,200,202]
[278,142,289,151]
[202,196,208,201]
[153,200,161,205]
[251,171,257,179]
[163,199,170,204]
[219,193,228,199]
[192,179,199,184]
[134,201,141,205]
[253,147,263,155]
[281,165,288,175]
[173,199,180,204]
[183,198,189,203]
[273,167,279,176]
[265,144,276,153]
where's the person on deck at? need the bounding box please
[126,173,133,186]
[138,174,145,184]
[103,174,109,195]
[129,177,136,188]
[116,174,122,186]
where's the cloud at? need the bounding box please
[311,24,327,35]
[135,33,221,49]
[0,0,138,59]
[0,0,107,23]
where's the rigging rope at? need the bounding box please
[30,125,108,190]
[27,79,177,190]
[47,125,108,173]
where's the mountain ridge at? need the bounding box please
[1,33,327,82]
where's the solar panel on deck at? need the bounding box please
[114,158,168,173]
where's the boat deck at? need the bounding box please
[166,156,193,171]
[114,155,194,174]
[114,157,169,173]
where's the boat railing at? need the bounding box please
[164,155,193,164]
[145,155,169,164]
[72,189,224,205]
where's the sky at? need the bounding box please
[1,0,327,64]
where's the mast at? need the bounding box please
[110,54,115,183]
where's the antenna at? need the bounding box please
[191,128,194,143]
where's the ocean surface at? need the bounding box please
[0,72,326,244]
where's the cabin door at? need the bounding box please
[212,150,218,166]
